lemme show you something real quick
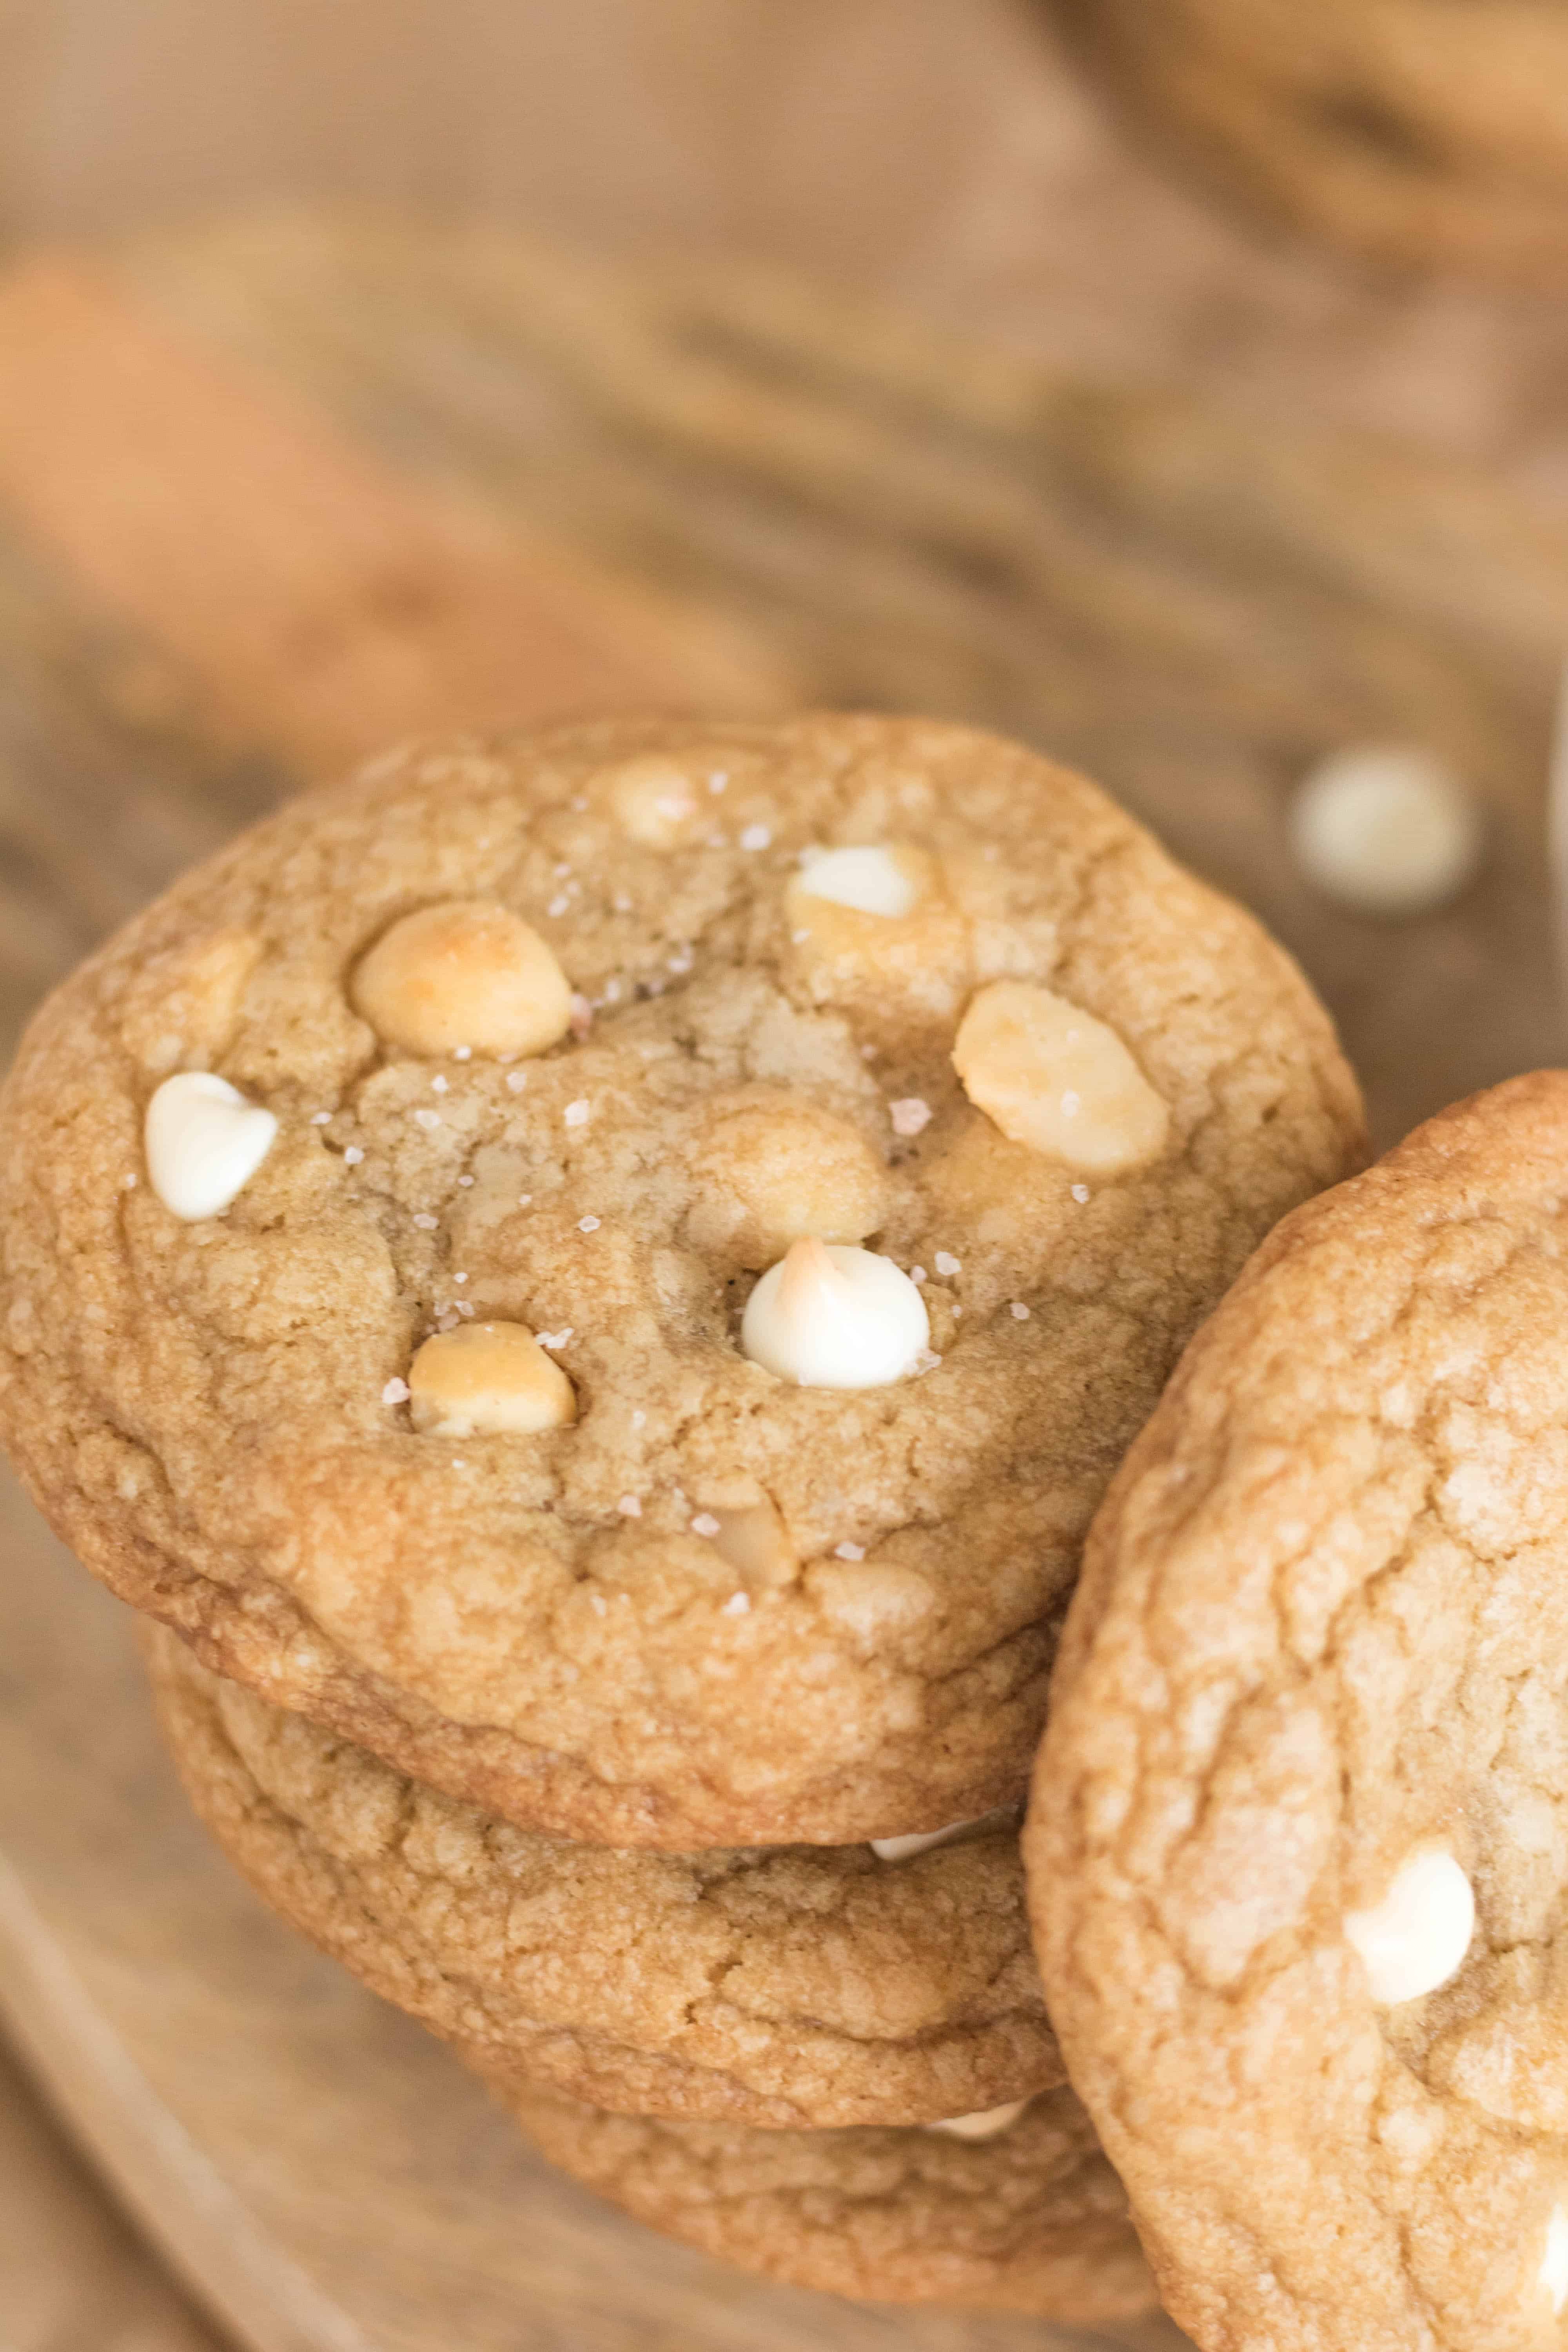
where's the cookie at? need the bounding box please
[503,2079,1154,2320]
[147,1625,1056,2130]
[0,714,1363,1846]
[1029,1072,1568,2352]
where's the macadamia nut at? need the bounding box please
[953,981,1169,1176]
[351,900,572,1059]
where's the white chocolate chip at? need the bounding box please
[1290,747,1482,917]
[793,844,926,918]
[606,755,702,848]
[407,1321,577,1437]
[350,900,572,1059]
[890,1096,932,1138]
[871,1806,1020,1864]
[1540,2205,1568,2315]
[741,1238,929,1390]
[953,981,1170,1175]
[925,2099,1030,2143]
[1344,1845,1475,2006]
[143,1073,278,1221]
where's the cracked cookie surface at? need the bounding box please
[0,713,1363,1845]
[148,1627,1056,2129]
[1029,1073,1568,2352]
[503,2079,1154,2319]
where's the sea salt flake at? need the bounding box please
[1010,1301,1031,1321]
[456,1300,475,1317]
[631,1408,646,1431]
[518,1193,533,1207]
[1071,1183,1090,1204]
[721,1592,751,1615]
[564,1099,591,1128]
[910,1265,928,1284]
[453,1045,472,1061]
[381,1377,410,1405]
[548,893,570,917]
[708,772,729,795]
[453,1271,468,1284]
[890,1097,932,1138]
[457,1174,474,1187]
[431,1074,449,1093]
[569,993,593,1037]
[589,1593,608,1616]
[617,1495,642,1518]
[834,1541,866,1561]
[343,1145,364,1165]
[537,1327,574,1350]
[934,1251,961,1278]
[691,1513,721,1538]
[413,1213,438,1230]
[505,1071,528,1093]
[579,1216,601,1233]
[310,1111,332,1125]
[414,1109,442,1131]
[740,822,771,851]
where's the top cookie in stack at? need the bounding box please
[0,714,1363,1849]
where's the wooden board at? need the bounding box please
[0,214,1566,2348]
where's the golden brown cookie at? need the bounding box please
[1030,1072,1568,2352]
[504,2078,1154,2321]
[147,1626,1056,2130]
[0,714,1363,1847]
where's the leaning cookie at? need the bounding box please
[147,1627,1056,2130]
[503,2080,1154,2321]
[1030,1071,1568,2352]
[0,714,1363,1847]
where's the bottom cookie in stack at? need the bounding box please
[501,2078,1153,2320]
[146,1622,1154,2320]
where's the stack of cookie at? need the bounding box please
[0,715,1365,2326]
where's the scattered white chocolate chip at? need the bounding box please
[926,2100,1030,2143]
[350,900,572,1059]
[1540,2205,1568,2316]
[685,1092,891,1269]
[607,755,702,848]
[1344,1845,1475,2006]
[143,1073,278,1221]
[871,1806,1020,1864]
[1290,747,1482,917]
[381,1377,410,1405]
[741,1238,929,1390]
[890,1096,932,1138]
[953,981,1170,1175]
[407,1321,577,1437]
[793,844,928,918]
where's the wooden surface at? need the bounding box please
[0,212,1564,2348]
